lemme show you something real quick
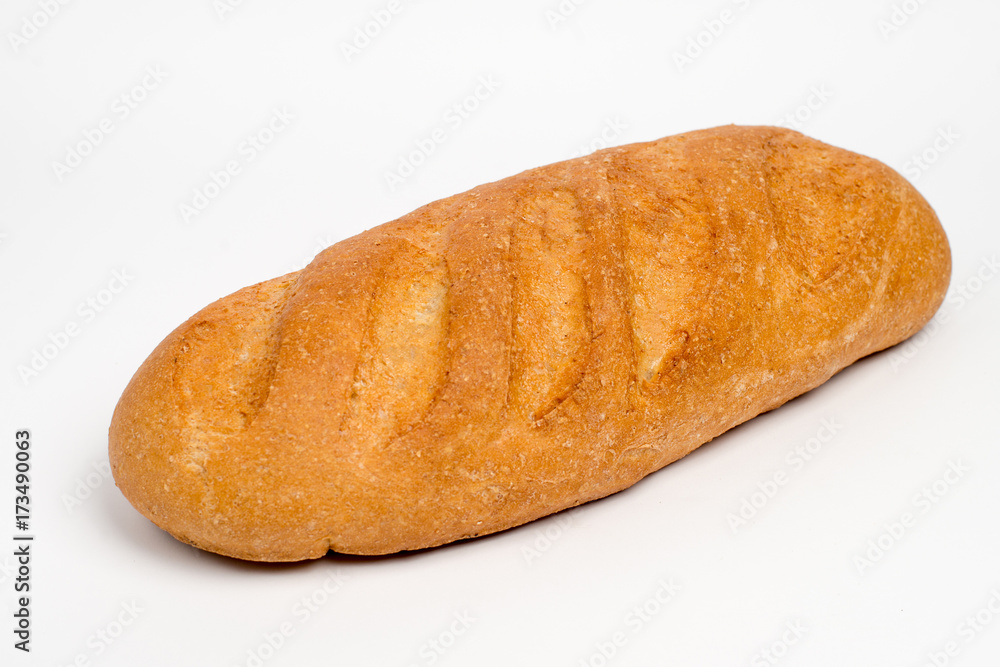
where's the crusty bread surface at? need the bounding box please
[109,125,951,561]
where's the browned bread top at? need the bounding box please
[109,125,951,561]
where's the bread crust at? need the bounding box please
[109,125,951,561]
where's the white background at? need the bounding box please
[2,0,999,665]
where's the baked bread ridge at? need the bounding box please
[109,125,951,561]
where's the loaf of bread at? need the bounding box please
[109,125,950,561]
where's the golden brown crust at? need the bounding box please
[109,125,951,561]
